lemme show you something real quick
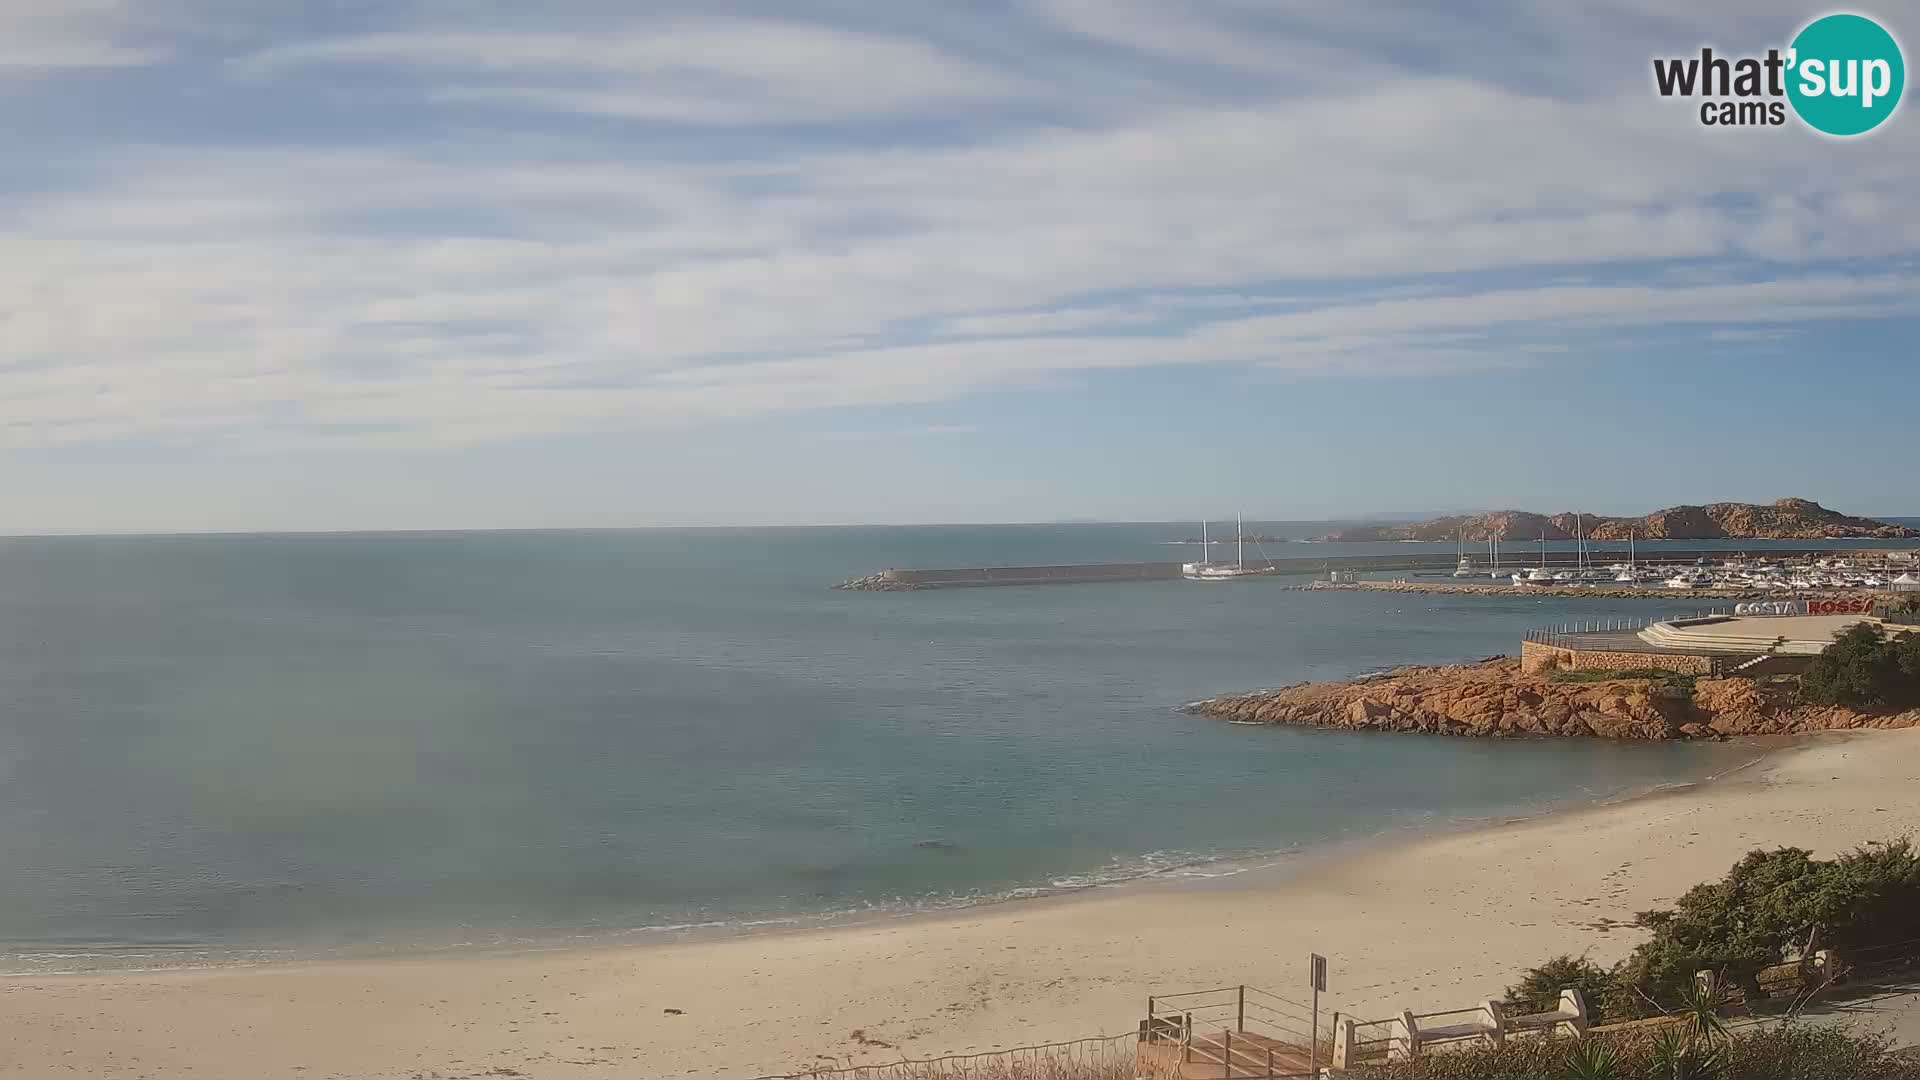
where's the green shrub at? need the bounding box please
[1352,1023,1919,1080]
[1723,1022,1920,1080]
[1799,623,1920,708]
[1355,1035,1582,1080]
[1617,839,1920,1003]
[1507,955,1642,1026]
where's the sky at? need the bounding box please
[2,0,1917,533]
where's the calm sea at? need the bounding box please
[1,523,1911,972]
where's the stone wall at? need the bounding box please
[1520,639,1716,676]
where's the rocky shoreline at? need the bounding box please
[835,573,918,591]
[1190,658,1920,740]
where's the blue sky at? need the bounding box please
[2,1,1917,532]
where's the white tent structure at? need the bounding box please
[1892,573,1920,593]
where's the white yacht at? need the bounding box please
[1183,514,1278,581]
[1512,532,1557,585]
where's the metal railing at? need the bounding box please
[1878,604,1920,626]
[1523,616,1660,648]
[1143,985,1325,1078]
[1524,610,1744,644]
[758,1032,1138,1079]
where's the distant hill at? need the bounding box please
[1322,499,1920,542]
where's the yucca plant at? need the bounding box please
[1648,1026,1727,1080]
[1676,978,1731,1047]
[1559,1038,1620,1080]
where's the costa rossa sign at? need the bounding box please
[1735,597,1879,616]
[1808,597,1878,615]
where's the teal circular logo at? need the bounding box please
[1787,13,1905,135]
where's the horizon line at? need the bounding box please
[5,512,1918,543]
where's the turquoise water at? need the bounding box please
[3,524,1903,972]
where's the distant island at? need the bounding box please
[1322,498,1919,542]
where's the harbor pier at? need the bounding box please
[837,548,1868,590]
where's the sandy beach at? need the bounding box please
[6,728,1920,1079]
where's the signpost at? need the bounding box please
[1309,953,1328,1074]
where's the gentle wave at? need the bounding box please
[1,846,1312,976]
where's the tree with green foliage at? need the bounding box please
[1798,623,1920,708]
[1506,955,1635,1027]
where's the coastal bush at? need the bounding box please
[1721,1022,1920,1080]
[1505,840,1920,1025]
[1616,839,1920,1004]
[1507,955,1639,1026]
[1798,624,1920,709]
[1351,1023,1920,1079]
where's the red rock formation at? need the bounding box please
[1192,659,1920,740]
[1319,499,1916,543]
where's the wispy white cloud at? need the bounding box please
[1708,327,1797,343]
[821,424,980,442]
[1,1,1916,455]
[0,0,172,70]
[240,18,1038,122]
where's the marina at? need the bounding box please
[840,547,1920,592]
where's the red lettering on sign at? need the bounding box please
[1807,598,1876,616]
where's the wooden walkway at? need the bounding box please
[1140,1029,1316,1078]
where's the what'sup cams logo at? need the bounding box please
[1653,12,1905,135]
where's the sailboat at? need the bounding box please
[1615,530,1639,583]
[1513,530,1556,585]
[1452,526,1475,577]
[1555,513,1582,582]
[1183,514,1279,581]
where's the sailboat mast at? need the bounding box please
[1236,513,1244,570]
[1202,519,1209,565]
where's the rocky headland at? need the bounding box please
[1323,498,1917,542]
[1191,659,1920,740]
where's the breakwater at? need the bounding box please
[838,562,1186,590]
[836,548,1855,590]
